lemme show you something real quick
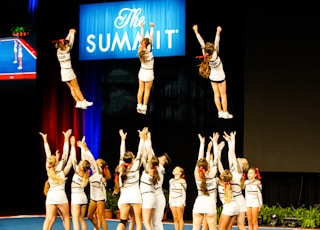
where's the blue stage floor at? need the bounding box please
[0,215,298,230]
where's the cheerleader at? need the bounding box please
[244,167,262,230]
[17,43,23,70]
[115,128,148,230]
[78,138,111,230]
[144,131,171,230]
[192,24,232,119]
[223,131,249,230]
[217,169,239,230]
[69,136,91,230]
[40,129,73,230]
[136,22,154,115]
[192,133,219,230]
[53,28,93,109]
[140,154,160,230]
[13,40,18,64]
[169,166,186,230]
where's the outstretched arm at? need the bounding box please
[61,129,72,164]
[223,131,237,171]
[214,26,222,53]
[192,24,206,52]
[149,22,154,44]
[197,133,205,160]
[136,127,148,160]
[139,22,145,42]
[119,129,127,163]
[145,131,155,158]
[66,28,76,49]
[77,138,98,173]
[69,136,78,171]
[39,132,51,159]
[56,129,72,172]
[206,140,212,163]
[210,132,225,174]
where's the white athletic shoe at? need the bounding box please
[140,105,147,115]
[218,111,224,118]
[76,101,86,109]
[13,60,17,64]
[222,111,233,119]
[136,104,143,113]
[83,100,93,107]
[17,66,22,70]
[75,101,82,108]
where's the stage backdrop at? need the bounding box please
[79,0,186,60]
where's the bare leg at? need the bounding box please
[217,80,228,112]
[87,200,100,230]
[142,81,153,106]
[137,80,145,105]
[236,212,246,230]
[97,200,108,230]
[142,208,154,230]
[206,213,217,230]
[57,203,70,230]
[132,203,143,230]
[128,207,136,230]
[71,204,81,230]
[66,78,85,102]
[116,204,131,230]
[43,204,58,230]
[211,82,223,112]
[192,213,204,230]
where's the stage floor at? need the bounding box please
[0,215,298,230]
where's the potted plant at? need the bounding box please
[258,203,320,228]
[105,188,120,219]
[10,25,30,37]
[299,205,320,228]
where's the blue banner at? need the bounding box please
[79,0,186,60]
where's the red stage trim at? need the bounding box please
[0,73,36,80]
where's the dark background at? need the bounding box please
[1,0,319,221]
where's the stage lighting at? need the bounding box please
[283,217,300,227]
[270,214,278,227]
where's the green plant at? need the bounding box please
[10,25,30,35]
[299,205,320,228]
[258,203,320,228]
[105,188,120,215]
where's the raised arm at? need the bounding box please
[65,28,76,49]
[119,129,127,164]
[192,24,206,52]
[197,133,205,160]
[140,22,145,42]
[57,129,72,174]
[136,127,148,161]
[69,136,78,171]
[210,132,225,174]
[206,136,213,162]
[223,131,237,171]
[60,129,72,165]
[149,22,154,44]
[39,132,51,159]
[54,129,70,172]
[145,131,155,159]
[214,26,222,53]
[77,139,98,173]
